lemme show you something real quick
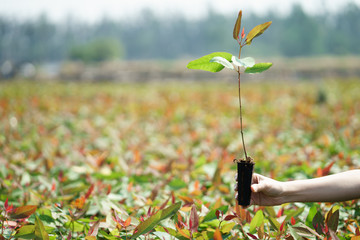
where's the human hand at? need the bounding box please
[250,173,285,206]
[235,173,284,206]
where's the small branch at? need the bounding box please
[237,47,248,160]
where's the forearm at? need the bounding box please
[279,170,360,204]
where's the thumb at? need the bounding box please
[251,182,266,193]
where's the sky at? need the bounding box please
[1,0,360,23]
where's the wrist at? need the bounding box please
[276,181,288,205]
[278,180,307,204]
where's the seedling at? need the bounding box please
[187,10,272,206]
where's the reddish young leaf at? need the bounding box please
[280,220,286,232]
[9,205,37,219]
[160,197,170,210]
[189,205,199,233]
[247,233,259,239]
[88,220,100,236]
[71,196,86,209]
[291,217,296,225]
[4,198,8,209]
[216,210,221,219]
[112,209,121,224]
[241,27,245,39]
[177,213,187,228]
[213,228,223,240]
[355,227,360,235]
[123,217,131,228]
[277,208,284,218]
[51,181,56,192]
[171,192,176,204]
[106,184,112,195]
[58,170,64,183]
[322,161,335,176]
[4,200,13,214]
[178,195,194,205]
[85,184,95,199]
[162,226,170,234]
[175,223,190,239]
[224,215,237,221]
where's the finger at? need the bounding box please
[234,173,238,181]
[234,183,238,191]
[251,183,261,193]
[252,173,260,184]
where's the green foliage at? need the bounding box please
[35,215,49,240]
[187,10,272,75]
[69,38,124,63]
[245,21,272,45]
[249,210,264,233]
[244,62,273,73]
[187,52,232,72]
[0,80,359,239]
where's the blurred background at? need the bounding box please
[1,0,360,81]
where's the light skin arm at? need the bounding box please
[250,170,360,206]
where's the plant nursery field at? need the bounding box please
[0,79,360,239]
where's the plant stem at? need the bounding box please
[237,46,248,160]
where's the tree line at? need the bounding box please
[0,3,360,64]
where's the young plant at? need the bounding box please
[187,10,272,206]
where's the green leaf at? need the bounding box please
[131,203,181,239]
[306,205,318,228]
[327,209,339,232]
[64,220,85,232]
[233,10,242,40]
[285,207,305,221]
[10,205,37,219]
[291,225,319,238]
[160,202,182,221]
[264,207,276,218]
[268,216,280,231]
[221,222,236,233]
[210,57,234,70]
[14,225,36,239]
[244,63,272,74]
[85,237,97,240]
[39,215,55,224]
[187,52,232,72]
[35,215,49,240]
[231,56,255,68]
[131,211,162,239]
[288,225,304,240]
[203,206,228,222]
[245,21,272,45]
[168,179,188,190]
[312,211,325,235]
[154,226,178,238]
[249,210,264,233]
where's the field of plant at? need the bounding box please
[0,79,359,239]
